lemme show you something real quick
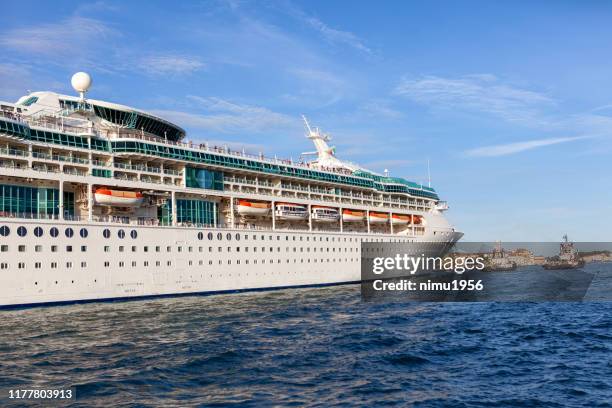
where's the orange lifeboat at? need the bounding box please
[342,209,365,222]
[236,200,271,216]
[368,212,389,224]
[391,214,411,225]
[94,189,144,207]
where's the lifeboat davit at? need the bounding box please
[413,215,423,225]
[342,209,365,222]
[236,199,271,216]
[94,189,144,207]
[312,206,339,222]
[392,214,411,225]
[275,203,308,220]
[368,212,389,224]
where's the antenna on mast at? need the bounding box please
[302,115,313,135]
[427,158,431,188]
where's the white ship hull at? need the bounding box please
[0,218,461,308]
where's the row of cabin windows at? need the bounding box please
[2,244,359,254]
[1,257,359,270]
[1,225,413,244]
[2,245,88,253]
[198,231,410,243]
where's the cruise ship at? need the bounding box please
[0,73,462,307]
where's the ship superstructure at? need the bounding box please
[0,73,462,307]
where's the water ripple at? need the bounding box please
[0,281,611,406]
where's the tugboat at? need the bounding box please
[543,235,585,270]
[484,241,517,271]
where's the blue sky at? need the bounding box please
[1,0,612,240]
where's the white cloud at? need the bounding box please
[151,96,297,134]
[301,15,371,54]
[358,100,403,119]
[395,74,555,126]
[0,16,117,57]
[0,63,33,100]
[140,55,206,76]
[464,136,590,157]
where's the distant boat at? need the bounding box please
[543,235,585,270]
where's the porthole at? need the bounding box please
[50,228,59,238]
[207,232,213,240]
[80,228,88,238]
[226,233,232,241]
[103,229,111,239]
[0,226,9,237]
[217,232,222,240]
[34,227,43,237]
[130,230,137,239]
[235,233,240,241]
[65,227,74,238]
[198,232,204,240]
[118,230,125,239]
[17,226,27,237]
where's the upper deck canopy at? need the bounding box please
[16,92,186,142]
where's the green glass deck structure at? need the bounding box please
[0,118,439,200]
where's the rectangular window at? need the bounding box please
[18,245,25,252]
[66,245,72,252]
[35,245,42,252]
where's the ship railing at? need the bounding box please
[0,212,60,220]
[163,168,181,176]
[114,162,139,171]
[51,154,89,165]
[0,161,57,173]
[92,215,133,225]
[0,147,28,157]
[63,168,87,176]
[91,160,110,167]
[0,110,28,123]
[106,131,362,178]
[0,212,414,235]
[26,117,93,135]
[32,151,52,160]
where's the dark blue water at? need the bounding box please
[1,266,612,407]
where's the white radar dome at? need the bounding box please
[71,72,92,94]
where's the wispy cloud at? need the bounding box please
[591,104,612,114]
[395,74,555,126]
[151,96,297,135]
[301,15,371,54]
[139,55,206,76]
[358,100,404,119]
[273,1,371,54]
[464,136,590,157]
[0,16,117,58]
